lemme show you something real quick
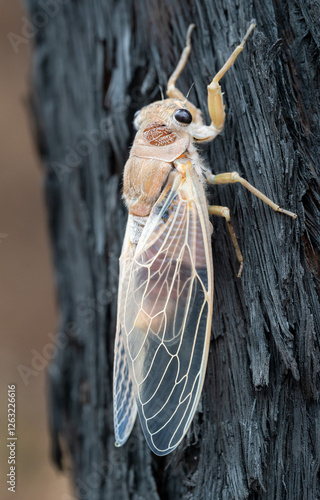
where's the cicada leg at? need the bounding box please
[167,24,195,100]
[167,23,256,140]
[207,23,256,132]
[166,24,201,123]
[208,205,244,278]
[207,171,297,219]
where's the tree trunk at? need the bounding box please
[26,0,320,498]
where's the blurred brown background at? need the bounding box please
[0,1,71,498]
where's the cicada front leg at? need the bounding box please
[207,23,256,132]
[167,24,195,101]
[166,24,202,124]
[167,23,256,141]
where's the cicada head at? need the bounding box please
[133,97,213,145]
[134,99,192,131]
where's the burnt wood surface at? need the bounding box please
[26,0,320,498]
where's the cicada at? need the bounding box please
[113,24,296,456]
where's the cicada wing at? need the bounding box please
[113,224,137,446]
[113,325,137,446]
[121,172,213,455]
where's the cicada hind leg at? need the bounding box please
[208,205,244,278]
[207,173,297,277]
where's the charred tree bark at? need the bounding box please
[26,0,320,498]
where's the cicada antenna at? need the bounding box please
[158,85,164,100]
[185,82,195,100]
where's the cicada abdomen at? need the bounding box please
[114,162,213,455]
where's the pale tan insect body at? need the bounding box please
[113,24,296,456]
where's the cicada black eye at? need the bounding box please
[174,108,192,124]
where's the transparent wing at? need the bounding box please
[113,325,138,445]
[113,231,138,446]
[120,171,213,455]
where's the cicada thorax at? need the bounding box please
[123,99,192,217]
[123,156,172,217]
[143,121,178,147]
